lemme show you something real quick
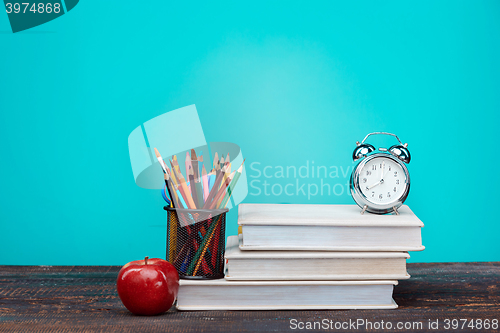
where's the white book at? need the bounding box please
[238,204,424,251]
[225,235,410,280]
[176,279,398,311]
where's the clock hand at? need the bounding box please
[382,166,391,180]
[366,180,382,190]
[381,162,384,180]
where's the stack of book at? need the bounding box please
[176,204,424,310]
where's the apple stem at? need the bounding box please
[144,256,149,265]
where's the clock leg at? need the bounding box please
[393,206,399,215]
[360,205,368,215]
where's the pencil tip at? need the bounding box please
[154,148,161,157]
[238,159,246,171]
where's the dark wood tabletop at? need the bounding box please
[0,262,498,333]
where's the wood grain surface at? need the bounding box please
[0,263,498,333]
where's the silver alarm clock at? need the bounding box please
[350,132,411,215]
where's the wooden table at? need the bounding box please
[0,263,498,332]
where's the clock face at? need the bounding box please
[358,156,407,205]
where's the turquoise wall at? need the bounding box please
[1,1,499,265]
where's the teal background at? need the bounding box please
[1,1,499,265]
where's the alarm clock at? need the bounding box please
[350,132,411,215]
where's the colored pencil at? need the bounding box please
[198,151,204,194]
[161,186,171,205]
[166,166,184,208]
[188,214,222,275]
[166,166,187,209]
[164,173,181,208]
[154,148,168,173]
[174,245,191,273]
[213,152,219,171]
[185,151,192,179]
[221,161,231,189]
[188,166,198,209]
[202,164,226,209]
[210,220,220,268]
[216,167,232,207]
[198,151,204,175]
[214,152,221,179]
[191,149,204,209]
[154,148,174,208]
[175,188,187,209]
[171,156,197,209]
[208,173,233,210]
[201,165,209,203]
[169,169,184,208]
[220,159,245,209]
[190,229,212,275]
[167,162,189,209]
[169,159,188,205]
[215,159,221,184]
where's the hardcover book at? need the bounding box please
[224,235,410,280]
[238,204,424,251]
[176,279,398,310]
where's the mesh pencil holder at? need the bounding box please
[164,206,228,280]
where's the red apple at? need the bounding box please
[117,257,179,315]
